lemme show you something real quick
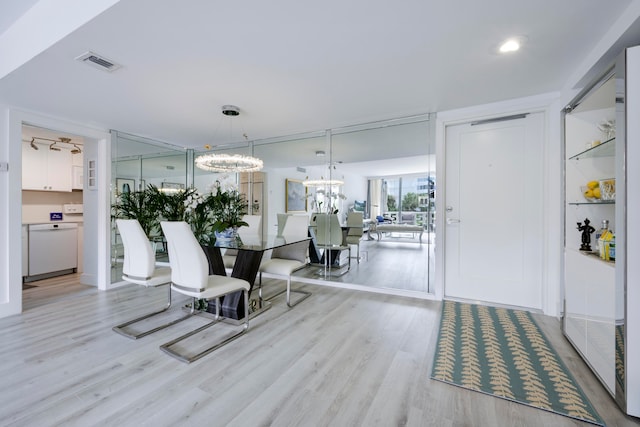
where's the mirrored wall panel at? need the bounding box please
[110,114,435,295]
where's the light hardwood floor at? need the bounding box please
[293,234,434,294]
[3,274,639,426]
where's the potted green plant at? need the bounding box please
[112,184,162,238]
[209,184,249,241]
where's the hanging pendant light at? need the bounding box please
[195,152,263,172]
[195,105,263,173]
[302,177,344,187]
[303,162,343,187]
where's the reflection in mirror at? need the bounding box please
[110,114,435,296]
[252,116,435,295]
[110,131,187,284]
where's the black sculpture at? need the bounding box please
[577,218,595,251]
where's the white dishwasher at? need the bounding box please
[28,223,78,279]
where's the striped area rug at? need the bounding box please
[431,300,604,426]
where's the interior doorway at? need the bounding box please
[20,124,87,306]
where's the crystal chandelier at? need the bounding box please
[195,152,263,172]
[303,162,344,186]
[194,105,264,173]
[302,178,344,187]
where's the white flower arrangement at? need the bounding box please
[306,188,346,213]
[209,175,238,194]
[184,192,205,214]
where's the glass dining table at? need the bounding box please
[201,234,310,320]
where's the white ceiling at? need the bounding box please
[1,0,638,175]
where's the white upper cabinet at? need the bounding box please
[22,141,73,192]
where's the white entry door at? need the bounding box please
[444,113,544,309]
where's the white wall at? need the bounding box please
[0,104,19,317]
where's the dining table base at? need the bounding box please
[201,245,264,320]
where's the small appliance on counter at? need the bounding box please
[63,204,83,214]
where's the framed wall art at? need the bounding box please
[115,178,135,194]
[285,179,307,213]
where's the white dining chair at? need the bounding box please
[159,221,251,363]
[113,219,189,339]
[345,211,364,262]
[258,215,311,307]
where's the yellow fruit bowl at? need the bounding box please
[581,186,601,202]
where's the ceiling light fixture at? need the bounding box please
[221,105,240,116]
[26,136,82,154]
[159,182,184,193]
[195,105,264,173]
[195,153,263,172]
[303,177,344,187]
[57,137,81,154]
[498,36,526,54]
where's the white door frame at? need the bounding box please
[6,109,111,315]
[434,93,562,316]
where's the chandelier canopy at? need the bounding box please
[195,153,263,173]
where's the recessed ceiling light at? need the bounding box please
[498,36,527,54]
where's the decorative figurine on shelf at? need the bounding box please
[577,218,595,251]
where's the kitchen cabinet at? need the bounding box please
[72,166,83,190]
[563,45,640,417]
[72,151,83,190]
[22,141,72,191]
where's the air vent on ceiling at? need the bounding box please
[75,51,122,72]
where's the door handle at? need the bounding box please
[446,218,460,224]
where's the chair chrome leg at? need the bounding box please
[261,272,287,301]
[286,277,311,308]
[159,291,249,364]
[112,284,191,340]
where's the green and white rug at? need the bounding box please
[431,300,604,426]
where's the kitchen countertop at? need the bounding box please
[23,219,84,225]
